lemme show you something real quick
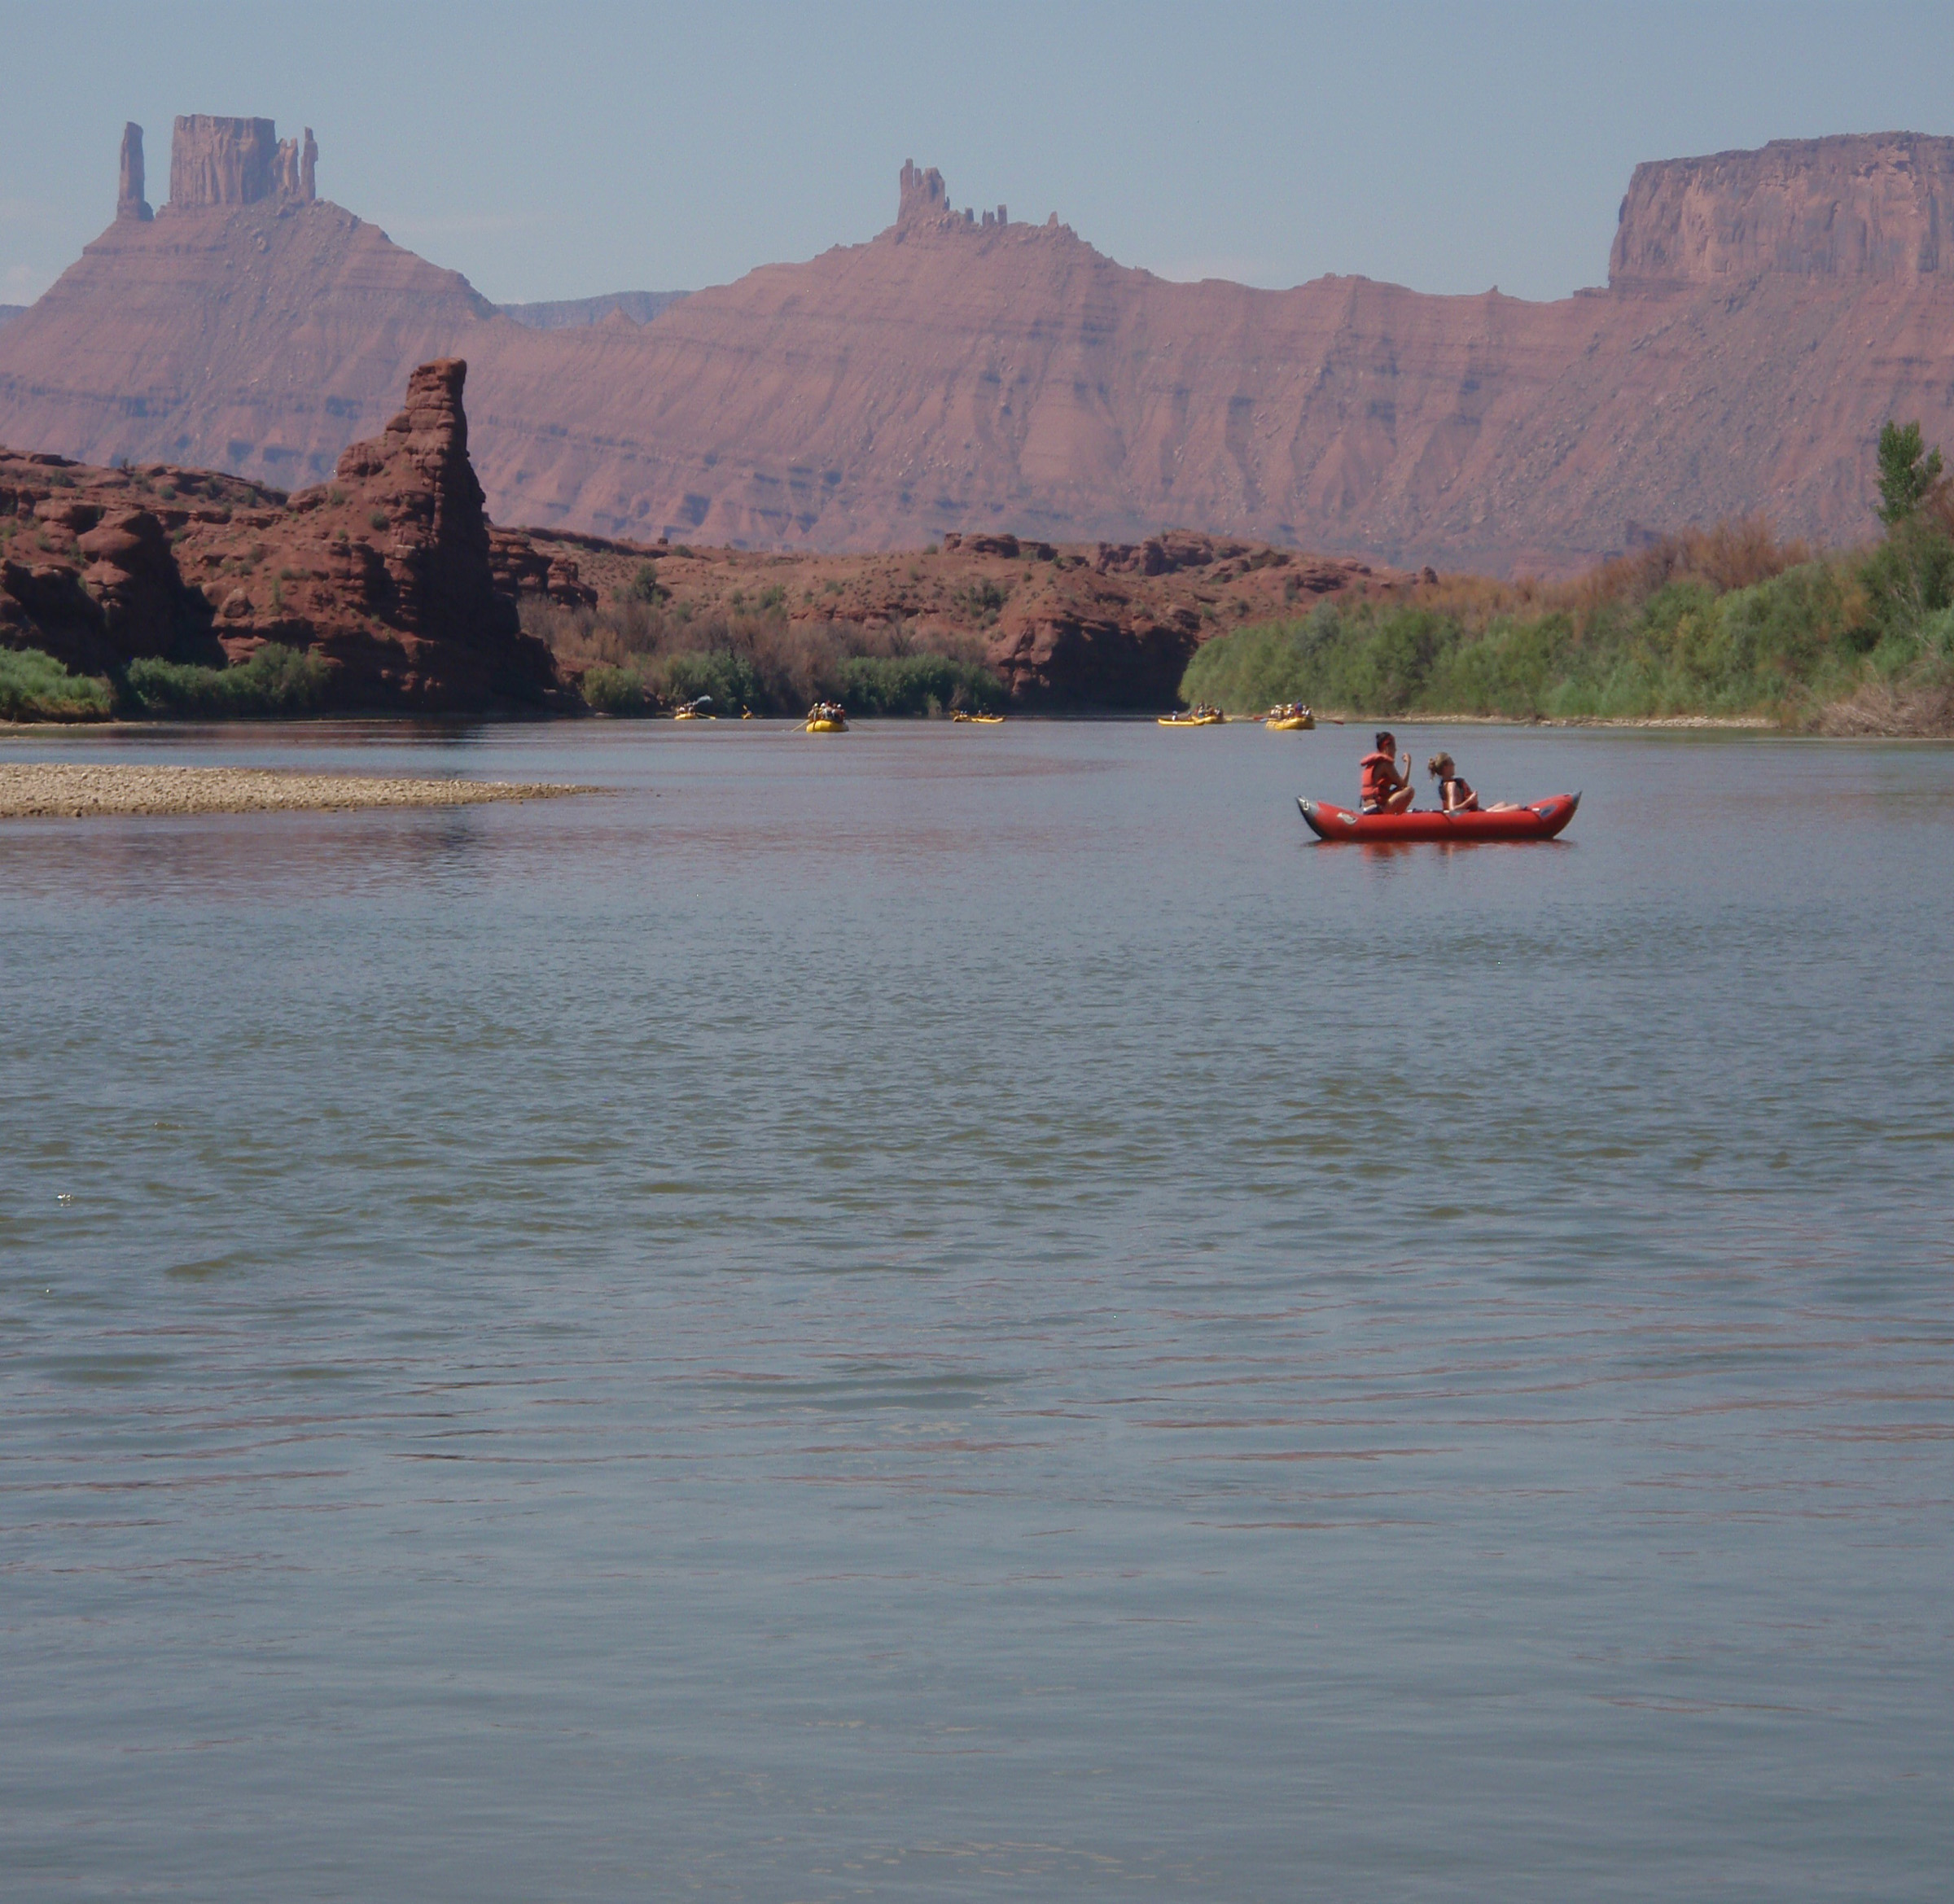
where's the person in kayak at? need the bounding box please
[1360,733,1415,813]
[1427,751,1518,813]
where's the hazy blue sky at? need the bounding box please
[4,2,1952,309]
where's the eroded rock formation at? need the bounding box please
[165,115,317,210]
[117,124,151,223]
[895,159,1005,237]
[2,360,567,709]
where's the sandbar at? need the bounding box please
[0,763,595,820]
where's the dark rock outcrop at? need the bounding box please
[986,598,1202,707]
[2,360,567,710]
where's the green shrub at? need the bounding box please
[1181,538,1908,723]
[125,642,331,717]
[0,647,115,722]
[647,648,765,711]
[831,653,1003,716]
[579,662,655,715]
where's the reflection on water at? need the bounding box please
[2,721,1951,1901]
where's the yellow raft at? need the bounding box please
[673,708,715,721]
[953,711,1005,725]
[1265,714,1315,731]
[1158,712,1225,728]
[804,717,848,734]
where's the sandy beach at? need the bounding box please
[0,762,595,820]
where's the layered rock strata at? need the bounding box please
[9,131,1954,571]
[2,360,570,710]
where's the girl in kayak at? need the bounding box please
[1360,733,1415,813]
[1427,751,1518,813]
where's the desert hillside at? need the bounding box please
[4,121,1954,571]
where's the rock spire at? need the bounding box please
[895,160,1005,237]
[116,123,152,222]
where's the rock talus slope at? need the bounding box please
[6,126,1954,571]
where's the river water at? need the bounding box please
[2,720,1949,1901]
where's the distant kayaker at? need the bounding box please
[1427,752,1518,813]
[1360,732,1415,814]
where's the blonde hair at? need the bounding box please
[1427,752,1455,779]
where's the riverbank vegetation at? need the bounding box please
[0,647,114,722]
[1181,427,1954,735]
[522,595,1005,717]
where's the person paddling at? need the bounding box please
[1360,732,1415,814]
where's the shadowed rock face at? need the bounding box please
[329,358,519,650]
[8,130,1954,573]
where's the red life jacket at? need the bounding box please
[1360,751,1396,806]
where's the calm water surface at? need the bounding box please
[2,720,1950,1900]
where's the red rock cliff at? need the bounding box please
[1610,134,1954,287]
[11,130,1954,573]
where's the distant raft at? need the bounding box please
[1298,794,1580,842]
[953,711,1005,724]
[1158,709,1225,727]
[804,703,848,733]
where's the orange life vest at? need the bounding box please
[1360,751,1397,808]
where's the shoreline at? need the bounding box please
[0,763,597,820]
[5,710,1943,741]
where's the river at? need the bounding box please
[2,718,1949,1900]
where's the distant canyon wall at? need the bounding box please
[1610,133,1954,286]
[4,126,1954,573]
[496,291,690,330]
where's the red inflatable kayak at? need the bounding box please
[1298,792,1579,842]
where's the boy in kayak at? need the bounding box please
[1360,733,1415,813]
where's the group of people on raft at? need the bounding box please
[806,701,846,724]
[1359,730,1518,815]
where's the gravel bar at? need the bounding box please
[0,763,597,820]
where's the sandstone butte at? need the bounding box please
[5,119,1954,576]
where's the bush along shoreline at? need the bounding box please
[1179,427,1954,737]
[0,643,331,724]
[524,594,1007,719]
